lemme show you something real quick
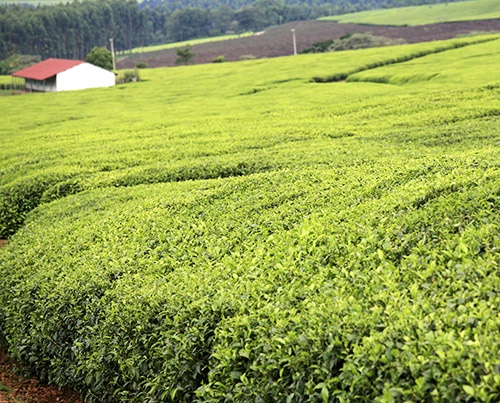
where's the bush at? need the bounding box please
[212,55,225,63]
[116,69,140,84]
[85,47,113,71]
[330,32,406,51]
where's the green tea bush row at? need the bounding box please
[311,37,497,82]
[1,156,499,401]
[346,39,500,87]
[0,171,78,237]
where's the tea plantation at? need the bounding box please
[1,35,499,402]
[322,0,500,26]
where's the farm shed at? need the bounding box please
[12,58,115,92]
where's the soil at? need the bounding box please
[117,19,500,69]
[0,347,82,403]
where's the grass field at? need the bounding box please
[1,35,500,402]
[321,0,500,26]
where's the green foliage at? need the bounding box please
[0,75,24,93]
[330,32,406,50]
[347,36,500,87]
[175,45,195,65]
[302,33,405,54]
[300,38,335,54]
[116,69,141,84]
[85,46,113,71]
[212,55,226,63]
[311,35,496,82]
[321,0,500,26]
[0,54,40,75]
[1,35,500,402]
[0,0,467,61]
[0,0,144,60]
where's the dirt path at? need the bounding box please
[0,347,83,403]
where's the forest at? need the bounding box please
[0,0,460,70]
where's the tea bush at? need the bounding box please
[0,35,499,401]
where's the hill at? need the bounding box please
[0,0,472,62]
[118,18,500,68]
[321,0,500,25]
[1,34,499,401]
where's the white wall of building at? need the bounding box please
[56,63,115,92]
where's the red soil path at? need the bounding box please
[0,347,82,403]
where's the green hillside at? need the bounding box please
[321,0,500,26]
[1,35,500,401]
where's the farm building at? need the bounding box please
[12,58,115,92]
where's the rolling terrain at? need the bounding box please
[1,33,500,402]
[322,0,500,25]
[118,19,500,68]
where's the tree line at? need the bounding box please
[0,0,460,71]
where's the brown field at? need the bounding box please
[117,19,500,69]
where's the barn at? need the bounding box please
[12,58,115,92]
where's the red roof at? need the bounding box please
[12,58,84,80]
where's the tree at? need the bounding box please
[234,6,266,32]
[85,46,113,71]
[166,8,210,42]
[175,45,195,65]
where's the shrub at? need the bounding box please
[329,33,406,51]
[116,69,140,84]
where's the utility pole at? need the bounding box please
[291,29,297,56]
[109,38,116,70]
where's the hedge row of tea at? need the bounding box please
[1,36,500,401]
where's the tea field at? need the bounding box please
[1,35,500,402]
[322,0,500,26]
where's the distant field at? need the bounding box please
[118,19,500,68]
[321,0,500,26]
[347,36,500,87]
[117,33,254,56]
